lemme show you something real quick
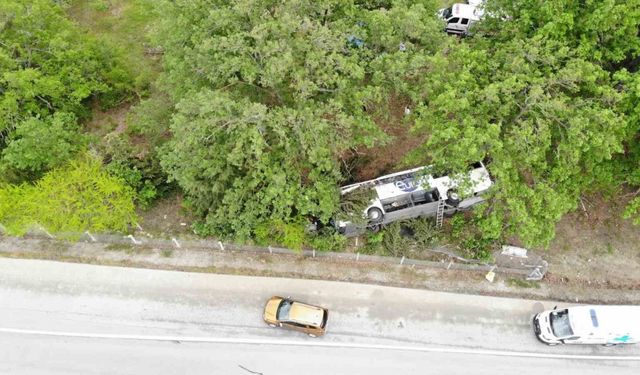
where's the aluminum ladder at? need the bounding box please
[435,199,446,228]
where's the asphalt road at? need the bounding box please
[0,258,638,374]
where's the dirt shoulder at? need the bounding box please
[544,193,640,291]
[1,236,638,305]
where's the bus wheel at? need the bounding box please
[367,207,384,223]
[446,190,461,207]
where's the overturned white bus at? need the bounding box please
[335,162,493,236]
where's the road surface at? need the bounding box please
[0,258,638,374]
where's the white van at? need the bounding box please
[533,305,640,345]
[438,3,483,35]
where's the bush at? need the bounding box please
[0,0,135,183]
[254,219,307,251]
[126,94,173,141]
[460,236,494,262]
[407,217,439,248]
[101,132,171,208]
[444,212,497,261]
[0,112,86,182]
[0,156,138,237]
[361,231,385,255]
[307,228,347,252]
[381,222,413,257]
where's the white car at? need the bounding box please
[438,3,483,35]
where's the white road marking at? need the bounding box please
[1,327,639,361]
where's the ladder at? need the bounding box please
[435,199,446,228]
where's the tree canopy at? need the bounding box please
[154,0,640,246]
[403,0,640,245]
[0,0,132,181]
[3,0,639,247]
[157,0,446,240]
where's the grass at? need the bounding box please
[105,242,151,255]
[592,242,616,256]
[66,0,162,98]
[506,278,541,289]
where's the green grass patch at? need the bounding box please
[506,278,541,289]
[66,0,161,97]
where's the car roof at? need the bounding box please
[451,3,481,20]
[289,302,325,327]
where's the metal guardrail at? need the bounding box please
[0,224,548,280]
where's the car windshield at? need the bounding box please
[550,309,574,338]
[276,299,292,321]
[442,7,453,19]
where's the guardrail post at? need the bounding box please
[126,234,141,245]
[400,256,405,265]
[41,226,55,239]
[356,252,360,261]
[312,249,316,258]
[218,241,224,251]
[84,231,96,242]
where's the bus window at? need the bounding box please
[381,195,413,213]
[411,189,439,206]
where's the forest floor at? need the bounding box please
[544,192,640,292]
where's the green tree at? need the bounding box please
[0,0,133,182]
[483,0,640,69]
[156,0,443,240]
[154,0,640,247]
[405,1,640,246]
[1,112,85,181]
[160,91,348,239]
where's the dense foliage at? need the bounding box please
[156,0,445,240]
[2,0,639,249]
[152,0,640,247]
[405,0,640,245]
[0,156,137,236]
[0,0,132,181]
